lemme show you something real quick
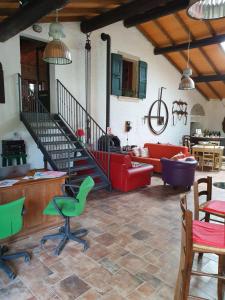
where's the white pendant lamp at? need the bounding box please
[43,11,72,65]
[179,32,195,90]
[187,0,225,20]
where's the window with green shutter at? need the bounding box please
[111,53,147,99]
[138,61,147,99]
[111,53,123,96]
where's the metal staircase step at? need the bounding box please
[48,148,84,154]
[53,156,89,163]
[38,133,65,137]
[42,141,74,145]
[61,164,96,173]
[32,125,58,129]
[69,173,100,183]
[93,182,110,191]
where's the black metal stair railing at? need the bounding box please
[57,79,110,179]
[18,74,75,176]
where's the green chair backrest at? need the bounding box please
[75,176,95,215]
[0,197,25,240]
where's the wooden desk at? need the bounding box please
[0,175,66,242]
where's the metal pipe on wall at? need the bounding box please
[101,33,111,131]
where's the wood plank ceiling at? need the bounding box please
[138,10,225,100]
[1,0,225,100]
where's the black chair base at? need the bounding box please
[0,246,31,279]
[40,218,89,256]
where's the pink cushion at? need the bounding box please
[171,152,186,160]
[193,220,225,248]
[202,200,225,215]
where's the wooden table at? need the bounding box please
[0,174,67,242]
[190,136,225,154]
[192,145,224,169]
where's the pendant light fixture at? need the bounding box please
[187,0,225,20]
[179,32,195,91]
[43,10,72,65]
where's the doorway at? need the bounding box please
[20,37,50,112]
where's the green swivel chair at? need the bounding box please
[0,197,31,279]
[41,176,95,256]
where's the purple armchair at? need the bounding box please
[161,157,198,190]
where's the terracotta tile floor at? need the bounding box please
[1,169,225,300]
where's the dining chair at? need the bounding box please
[193,176,225,224]
[214,151,223,171]
[174,194,225,300]
[202,144,215,171]
[192,148,203,167]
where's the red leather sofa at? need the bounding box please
[92,151,153,192]
[130,143,190,173]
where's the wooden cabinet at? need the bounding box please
[0,176,66,242]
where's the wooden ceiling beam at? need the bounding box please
[124,0,188,28]
[174,12,224,100]
[152,19,221,100]
[0,7,107,17]
[193,74,225,83]
[80,0,170,33]
[138,24,211,100]
[39,16,84,23]
[154,32,225,55]
[0,0,69,42]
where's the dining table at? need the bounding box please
[192,144,224,170]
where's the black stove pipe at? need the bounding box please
[101,33,111,131]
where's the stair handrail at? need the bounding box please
[18,74,73,175]
[56,79,111,179]
[57,79,107,134]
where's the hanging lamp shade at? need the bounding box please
[43,40,72,65]
[43,22,72,65]
[179,68,195,90]
[187,0,225,20]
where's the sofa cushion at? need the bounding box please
[140,147,149,158]
[171,152,186,160]
[144,143,189,159]
[132,147,141,157]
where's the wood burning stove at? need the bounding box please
[98,135,121,152]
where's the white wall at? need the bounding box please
[90,22,206,146]
[0,23,86,168]
[204,100,225,136]
[0,21,209,168]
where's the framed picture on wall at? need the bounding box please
[0,63,5,104]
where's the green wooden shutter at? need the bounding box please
[138,61,147,99]
[111,53,123,96]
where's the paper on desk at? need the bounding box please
[0,179,19,188]
[33,171,67,179]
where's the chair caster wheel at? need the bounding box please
[1,246,9,254]
[59,227,65,233]
[40,239,46,247]
[83,242,89,252]
[9,272,16,280]
[54,249,60,256]
[24,254,31,262]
